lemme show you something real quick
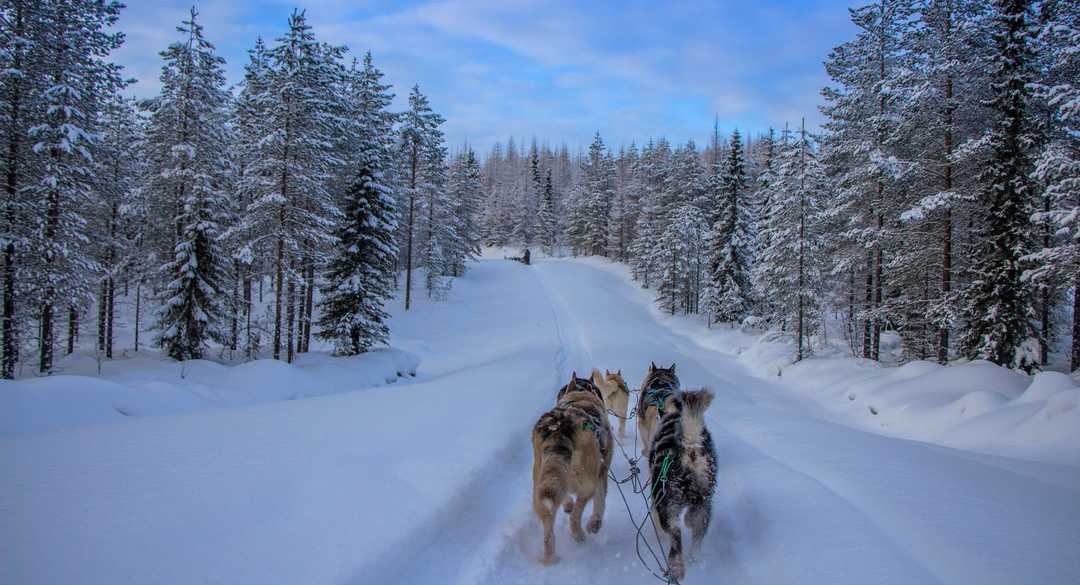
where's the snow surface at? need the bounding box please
[3,255,1079,585]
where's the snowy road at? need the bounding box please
[3,257,1079,585]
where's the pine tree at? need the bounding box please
[0,0,46,377]
[704,129,753,325]
[146,8,231,361]
[93,94,140,360]
[757,121,826,361]
[653,203,708,315]
[447,147,483,275]
[1025,0,1079,371]
[314,51,398,355]
[960,0,1041,371]
[31,0,125,373]
[822,0,913,361]
[398,85,448,307]
[537,169,557,254]
[235,11,346,361]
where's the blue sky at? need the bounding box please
[115,0,857,152]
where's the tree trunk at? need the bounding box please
[66,306,77,355]
[98,280,107,352]
[863,255,873,359]
[134,280,141,352]
[286,276,296,363]
[40,167,60,374]
[243,272,252,359]
[273,237,284,361]
[106,276,113,359]
[1071,269,1079,372]
[2,0,25,380]
[405,142,418,311]
[938,44,955,365]
[303,262,314,352]
[231,259,240,352]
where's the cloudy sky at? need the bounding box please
[114,0,857,152]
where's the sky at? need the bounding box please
[114,0,858,153]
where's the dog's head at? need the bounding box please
[557,371,604,404]
[603,369,630,394]
[643,362,679,392]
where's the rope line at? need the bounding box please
[602,392,681,585]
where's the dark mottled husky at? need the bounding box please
[532,372,614,565]
[648,388,717,581]
[636,362,680,457]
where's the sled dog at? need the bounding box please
[636,362,680,457]
[648,388,717,581]
[532,372,614,565]
[591,368,631,438]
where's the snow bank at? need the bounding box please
[558,254,1080,466]
[752,349,1080,465]
[0,348,419,438]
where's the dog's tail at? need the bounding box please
[680,388,714,445]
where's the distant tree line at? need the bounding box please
[479,0,1079,372]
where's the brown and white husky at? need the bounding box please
[591,368,631,438]
[532,372,614,565]
[636,362,680,457]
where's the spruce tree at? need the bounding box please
[31,0,125,372]
[704,129,753,325]
[315,51,397,355]
[960,0,1041,371]
[147,8,231,360]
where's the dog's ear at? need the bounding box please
[570,371,578,388]
[605,368,610,375]
[669,363,677,374]
[617,369,622,376]
[649,361,656,372]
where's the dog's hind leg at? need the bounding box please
[535,494,559,565]
[569,492,589,543]
[686,501,712,557]
[658,504,685,581]
[587,473,607,534]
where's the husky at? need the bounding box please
[532,372,615,565]
[648,389,717,581]
[591,368,631,438]
[636,362,680,457]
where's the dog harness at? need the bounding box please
[642,381,677,415]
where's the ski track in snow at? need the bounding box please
[3,257,1079,585]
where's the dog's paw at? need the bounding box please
[539,554,560,566]
[563,498,574,514]
[666,557,685,581]
[586,517,602,534]
[570,527,586,543]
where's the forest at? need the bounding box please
[1,0,1077,378]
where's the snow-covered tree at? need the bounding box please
[315,51,398,355]
[398,85,449,307]
[757,122,826,361]
[960,0,1041,371]
[234,10,346,362]
[146,8,232,361]
[30,0,125,373]
[1025,0,1079,372]
[704,129,753,325]
[653,203,708,315]
[447,147,483,275]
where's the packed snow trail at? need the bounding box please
[3,257,1079,585]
